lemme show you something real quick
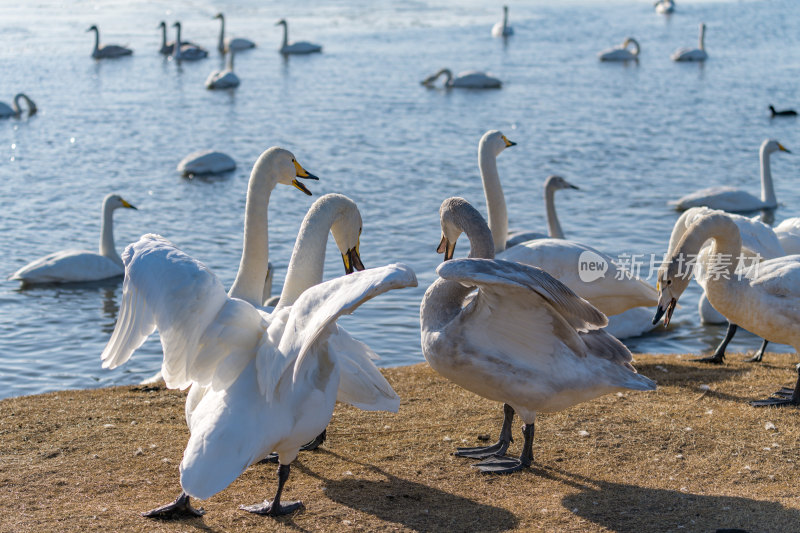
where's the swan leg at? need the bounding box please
[750,365,800,407]
[474,421,534,474]
[745,339,769,363]
[260,429,327,464]
[455,403,514,459]
[695,322,737,364]
[240,464,304,516]
[141,491,205,518]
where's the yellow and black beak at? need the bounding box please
[437,235,456,261]
[502,135,516,148]
[292,159,319,196]
[121,199,138,210]
[342,244,365,274]
[778,143,792,153]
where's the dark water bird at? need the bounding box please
[769,105,797,117]
[86,25,132,59]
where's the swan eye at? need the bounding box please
[666,279,672,286]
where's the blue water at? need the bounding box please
[1,0,799,399]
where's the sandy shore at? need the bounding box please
[1,353,799,532]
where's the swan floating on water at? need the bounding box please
[177,150,237,176]
[214,13,256,53]
[491,6,514,37]
[158,21,199,55]
[276,19,322,55]
[102,232,416,517]
[0,93,36,118]
[171,22,208,61]
[671,23,708,62]
[205,50,240,89]
[86,25,132,59]
[10,194,137,285]
[421,68,502,89]
[504,175,580,247]
[655,0,675,14]
[654,211,800,407]
[598,38,640,62]
[769,105,797,117]
[671,139,791,212]
[420,197,656,474]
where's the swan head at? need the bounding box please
[652,256,691,327]
[172,21,181,29]
[86,25,99,33]
[257,147,319,195]
[213,13,224,20]
[762,139,791,155]
[104,193,138,211]
[437,197,482,261]
[480,130,516,158]
[545,175,579,191]
[158,21,166,29]
[275,19,287,26]
[328,197,365,274]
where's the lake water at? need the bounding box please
[1,0,798,399]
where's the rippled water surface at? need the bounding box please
[2,0,799,399]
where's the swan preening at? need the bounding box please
[10,194,137,285]
[177,150,237,176]
[205,50,240,89]
[87,25,133,59]
[214,13,256,53]
[421,69,502,89]
[420,197,656,473]
[671,139,791,212]
[655,0,675,14]
[276,19,322,55]
[598,38,640,62]
[0,93,36,118]
[769,105,798,117]
[492,5,514,37]
[654,211,800,407]
[671,23,708,62]
[171,22,208,61]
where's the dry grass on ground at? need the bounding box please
[1,353,799,532]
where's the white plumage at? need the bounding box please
[671,23,708,62]
[421,69,502,89]
[276,19,322,55]
[598,38,640,61]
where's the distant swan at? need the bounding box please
[421,68,502,89]
[671,139,791,212]
[655,0,675,14]
[158,21,199,55]
[276,19,322,55]
[171,22,208,61]
[769,105,797,117]
[598,37,640,61]
[214,13,256,54]
[178,150,236,176]
[205,50,240,89]
[491,6,514,37]
[0,93,36,118]
[421,197,656,474]
[671,23,708,62]
[86,25,132,59]
[10,194,137,285]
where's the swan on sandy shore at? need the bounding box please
[420,197,656,474]
[654,210,800,407]
[214,13,256,54]
[205,50,240,89]
[0,93,36,118]
[671,23,708,62]
[86,25,132,59]
[421,68,502,89]
[276,19,322,55]
[598,38,640,61]
[671,139,791,212]
[492,6,514,37]
[10,194,137,285]
[171,22,208,61]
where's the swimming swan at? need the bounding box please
[671,139,791,212]
[214,13,256,53]
[276,19,322,55]
[421,68,502,89]
[171,22,208,61]
[769,105,798,117]
[101,234,416,516]
[0,93,36,118]
[205,50,240,89]
[177,150,237,175]
[655,0,675,14]
[10,194,137,285]
[158,21,200,55]
[86,25,132,59]
[420,197,656,474]
[492,6,514,37]
[654,211,800,407]
[598,38,640,61]
[671,23,708,62]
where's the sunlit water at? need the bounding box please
[1,0,799,399]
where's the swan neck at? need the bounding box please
[676,214,742,283]
[173,24,181,57]
[99,199,121,266]
[630,38,640,56]
[92,28,99,53]
[478,141,508,253]
[544,186,565,239]
[12,94,22,114]
[160,24,167,48]
[760,144,776,207]
[503,8,508,29]
[281,22,288,48]
[699,25,705,50]
[217,16,225,52]
[227,51,235,70]
[420,278,474,336]
[443,69,453,85]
